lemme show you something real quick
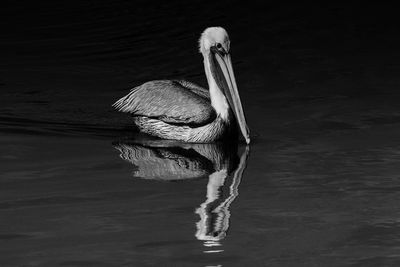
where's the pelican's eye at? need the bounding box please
[211,43,226,55]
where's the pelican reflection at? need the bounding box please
[195,145,248,252]
[113,140,249,250]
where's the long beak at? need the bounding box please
[214,52,250,144]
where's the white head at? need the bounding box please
[199,27,230,55]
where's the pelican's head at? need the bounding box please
[199,27,230,55]
[199,27,250,144]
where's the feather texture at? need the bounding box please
[113,80,216,126]
[132,115,232,143]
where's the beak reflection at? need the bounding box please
[114,139,249,251]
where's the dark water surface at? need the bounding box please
[2,1,400,266]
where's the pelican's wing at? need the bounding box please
[177,80,210,99]
[113,80,215,126]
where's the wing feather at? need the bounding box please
[113,80,215,126]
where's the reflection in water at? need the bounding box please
[195,145,248,253]
[114,140,249,252]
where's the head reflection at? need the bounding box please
[114,139,249,252]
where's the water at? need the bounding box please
[1,1,400,266]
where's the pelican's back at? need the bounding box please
[113,80,216,126]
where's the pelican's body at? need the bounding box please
[113,27,250,144]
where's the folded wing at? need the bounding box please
[113,80,215,126]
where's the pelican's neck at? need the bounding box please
[203,54,229,120]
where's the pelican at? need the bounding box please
[113,27,250,144]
